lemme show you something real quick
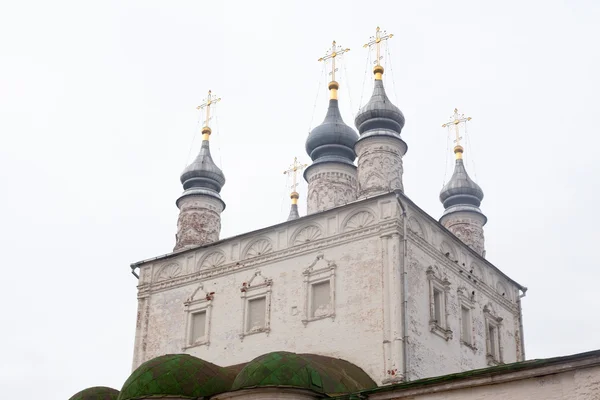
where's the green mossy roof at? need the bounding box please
[68,386,119,400]
[118,354,236,400]
[231,351,376,395]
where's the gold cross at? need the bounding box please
[196,90,221,138]
[283,157,308,203]
[318,40,350,83]
[442,108,472,159]
[363,26,393,67]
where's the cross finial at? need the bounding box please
[363,26,393,79]
[318,41,350,82]
[442,108,472,159]
[283,157,308,204]
[196,89,221,139]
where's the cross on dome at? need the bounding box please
[442,108,472,159]
[363,26,393,79]
[283,157,308,202]
[196,90,221,139]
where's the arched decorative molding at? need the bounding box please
[290,224,324,246]
[483,302,499,318]
[242,237,274,259]
[496,281,511,301]
[440,241,457,262]
[154,262,182,282]
[197,251,226,271]
[408,215,427,239]
[185,282,215,304]
[470,262,487,285]
[342,209,376,232]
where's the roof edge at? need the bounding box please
[333,349,600,400]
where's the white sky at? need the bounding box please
[1,0,599,398]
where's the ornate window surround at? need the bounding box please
[302,254,337,326]
[183,283,214,349]
[239,270,273,340]
[427,266,453,340]
[484,303,504,365]
[457,286,477,350]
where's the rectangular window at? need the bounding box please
[461,306,471,343]
[247,297,266,332]
[190,311,206,345]
[311,280,331,317]
[488,325,497,358]
[433,289,443,323]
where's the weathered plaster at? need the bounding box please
[355,137,406,197]
[132,193,525,384]
[174,195,224,251]
[440,211,486,257]
[305,163,358,215]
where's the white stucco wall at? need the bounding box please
[369,357,600,400]
[131,192,525,385]
[402,201,523,380]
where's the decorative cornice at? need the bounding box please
[409,230,518,312]
[138,219,401,296]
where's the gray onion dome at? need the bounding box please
[439,147,485,220]
[305,97,359,167]
[179,137,225,206]
[354,79,405,140]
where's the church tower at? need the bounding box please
[174,91,226,251]
[439,108,487,256]
[354,27,407,197]
[304,41,359,214]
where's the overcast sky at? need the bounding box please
[1,0,599,398]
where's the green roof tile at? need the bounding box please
[68,386,119,400]
[118,354,236,400]
[231,351,376,395]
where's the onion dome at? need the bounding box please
[118,354,236,400]
[69,387,119,400]
[179,129,226,206]
[354,72,406,142]
[231,351,376,395]
[305,82,359,167]
[439,146,486,220]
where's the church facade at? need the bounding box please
[69,28,600,400]
[129,30,525,384]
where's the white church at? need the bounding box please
[69,28,600,400]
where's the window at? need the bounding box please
[239,270,273,340]
[488,325,498,358]
[461,306,471,343]
[302,254,336,325]
[183,283,214,349]
[433,289,443,323]
[457,287,476,349]
[189,311,207,345]
[426,266,452,340]
[311,280,331,317]
[247,297,266,332]
[484,303,503,365]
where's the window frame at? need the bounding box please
[426,266,452,340]
[484,304,504,365]
[457,287,476,350]
[183,284,213,349]
[239,270,272,340]
[302,254,336,326]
